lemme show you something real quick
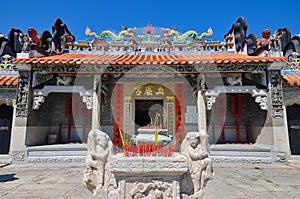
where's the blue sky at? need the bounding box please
[1,0,299,41]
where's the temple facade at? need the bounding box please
[0,17,298,164]
[281,52,300,157]
[0,55,18,158]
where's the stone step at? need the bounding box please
[211,156,273,164]
[0,155,12,165]
[209,144,273,163]
[210,150,271,157]
[26,156,86,163]
[28,150,87,157]
[26,144,87,163]
[24,143,274,163]
[209,144,272,152]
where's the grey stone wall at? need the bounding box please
[26,92,92,145]
[206,94,267,144]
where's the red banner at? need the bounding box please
[113,82,124,146]
[231,96,243,116]
[175,82,185,147]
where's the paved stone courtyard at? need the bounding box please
[0,162,299,199]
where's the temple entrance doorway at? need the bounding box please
[287,104,300,155]
[0,104,13,154]
[135,99,164,134]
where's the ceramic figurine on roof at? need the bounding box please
[224,16,248,53]
[283,33,300,57]
[0,28,25,57]
[22,18,75,57]
[225,16,300,58]
[52,18,75,53]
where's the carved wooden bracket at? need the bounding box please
[205,86,268,110]
[32,86,93,110]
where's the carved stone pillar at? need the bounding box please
[124,96,133,139]
[197,90,206,132]
[92,74,101,129]
[16,71,30,117]
[10,71,31,162]
[269,70,283,118]
[166,96,175,141]
[268,70,289,162]
[197,75,207,132]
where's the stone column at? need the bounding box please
[124,96,133,138]
[10,71,31,162]
[197,74,206,132]
[92,74,101,129]
[197,90,206,132]
[268,70,290,162]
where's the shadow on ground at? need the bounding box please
[0,174,18,182]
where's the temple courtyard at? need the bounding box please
[0,162,299,199]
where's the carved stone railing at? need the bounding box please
[32,86,93,110]
[205,86,268,110]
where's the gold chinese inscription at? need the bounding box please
[134,84,166,96]
[155,86,165,95]
[134,85,143,96]
[144,85,154,96]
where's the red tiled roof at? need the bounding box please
[0,75,18,87]
[282,74,300,86]
[13,53,287,66]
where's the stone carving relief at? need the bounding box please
[226,74,242,86]
[274,152,287,163]
[254,96,268,110]
[130,181,173,199]
[83,129,113,197]
[180,131,214,199]
[12,151,26,162]
[206,96,216,110]
[16,72,30,117]
[269,70,283,118]
[56,75,74,86]
[32,92,45,110]
[252,90,268,110]
[82,91,93,109]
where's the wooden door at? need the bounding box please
[0,105,13,154]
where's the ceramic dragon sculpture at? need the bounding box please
[86,26,136,42]
[161,27,213,42]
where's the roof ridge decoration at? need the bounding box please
[0,54,17,72]
[82,23,217,53]
[287,52,300,70]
